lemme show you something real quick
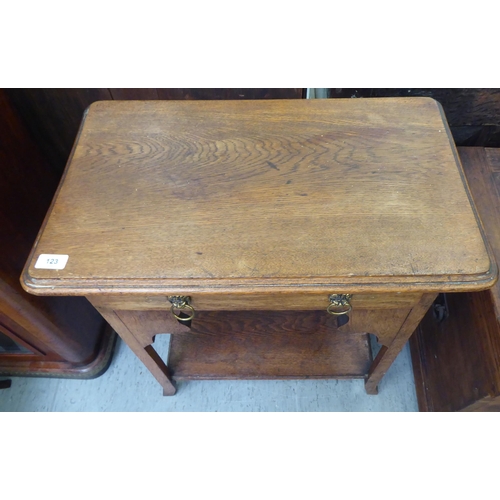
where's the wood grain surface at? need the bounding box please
[22,98,495,296]
[107,306,412,346]
[411,147,500,411]
[92,305,176,395]
[89,303,412,390]
[365,292,436,394]
[328,89,500,147]
[5,89,303,176]
[411,290,500,411]
[167,310,372,379]
[89,292,421,311]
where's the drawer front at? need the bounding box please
[91,292,421,312]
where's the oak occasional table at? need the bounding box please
[21,98,497,396]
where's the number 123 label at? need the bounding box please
[34,254,69,270]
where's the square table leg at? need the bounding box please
[365,293,437,394]
[91,305,176,396]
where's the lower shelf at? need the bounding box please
[168,311,372,380]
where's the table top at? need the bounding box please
[22,98,496,295]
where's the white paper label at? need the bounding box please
[34,254,69,270]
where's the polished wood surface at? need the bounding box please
[411,147,500,411]
[6,89,303,176]
[22,100,496,395]
[22,98,495,295]
[0,89,114,378]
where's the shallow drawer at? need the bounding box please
[91,292,421,311]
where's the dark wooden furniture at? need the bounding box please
[0,379,12,390]
[411,147,500,411]
[21,98,497,395]
[5,89,304,176]
[327,89,500,147]
[0,90,115,378]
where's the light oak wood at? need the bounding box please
[168,312,373,380]
[21,99,497,396]
[91,304,176,396]
[114,310,190,348]
[109,307,411,345]
[88,292,422,311]
[365,293,437,394]
[22,98,495,296]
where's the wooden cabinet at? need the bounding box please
[0,281,114,377]
[411,148,500,411]
[21,99,497,395]
[0,90,114,378]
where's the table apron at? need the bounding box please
[89,292,422,312]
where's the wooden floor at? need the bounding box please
[0,334,418,411]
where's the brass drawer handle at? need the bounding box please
[327,294,352,315]
[167,296,195,322]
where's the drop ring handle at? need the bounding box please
[327,294,352,316]
[167,296,195,322]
